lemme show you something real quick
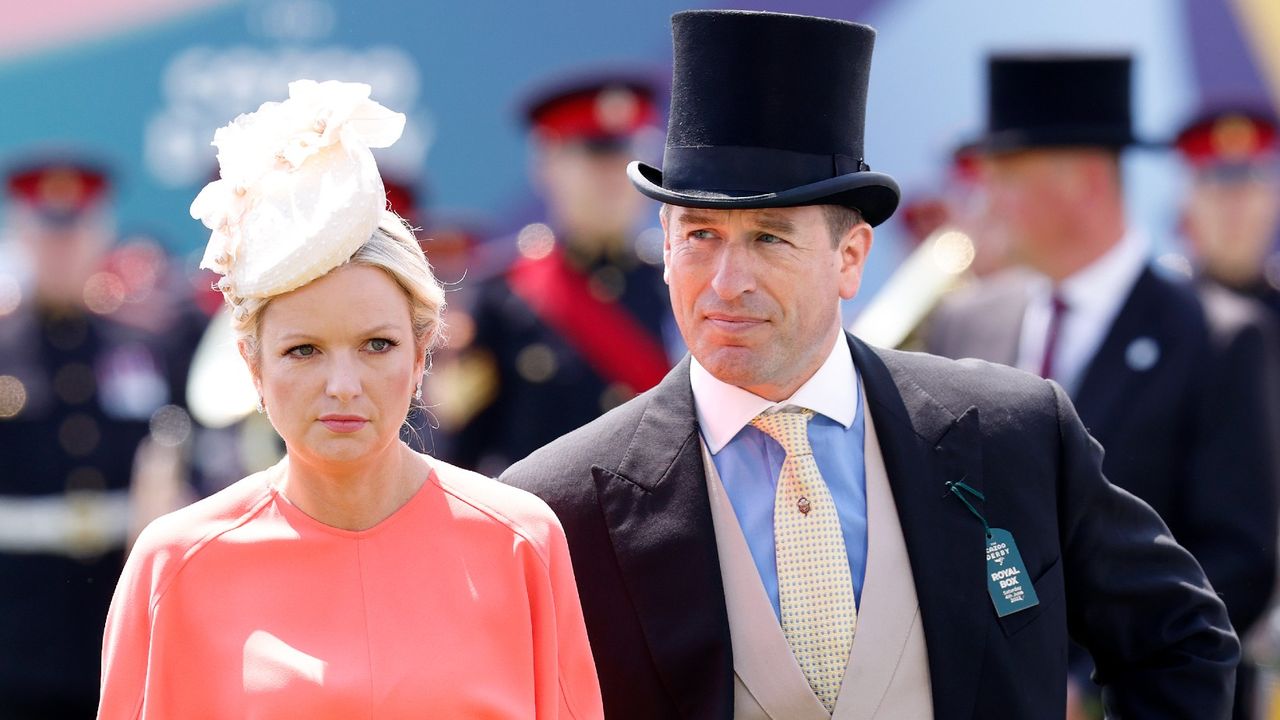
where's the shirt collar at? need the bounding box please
[1029,228,1150,311]
[690,329,859,454]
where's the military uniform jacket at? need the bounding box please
[0,304,171,707]
[926,267,1280,637]
[449,244,671,473]
[502,334,1239,719]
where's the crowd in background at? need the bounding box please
[3,10,1280,720]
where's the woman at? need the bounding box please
[97,80,603,719]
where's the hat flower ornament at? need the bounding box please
[191,79,406,301]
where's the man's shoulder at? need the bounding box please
[1195,278,1275,340]
[936,268,1035,317]
[504,388,654,487]
[869,344,1061,426]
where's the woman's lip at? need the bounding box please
[319,416,367,433]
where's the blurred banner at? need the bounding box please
[0,0,1274,306]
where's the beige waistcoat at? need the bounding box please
[702,387,934,719]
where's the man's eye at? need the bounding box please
[287,345,315,358]
[690,229,717,240]
[758,233,785,245]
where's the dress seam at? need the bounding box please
[431,470,584,716]
[355,538,375,720]
[147,486,278,619]
[429,474,555,573]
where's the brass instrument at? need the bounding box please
[848,226,976,350]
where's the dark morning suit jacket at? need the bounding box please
[501,333,1239,720]
[926,267,1280,638]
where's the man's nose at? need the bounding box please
[709,242,756,299]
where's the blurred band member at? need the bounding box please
[1176,107,1280,317]
[446,71,675,475]
[0,159,176,718]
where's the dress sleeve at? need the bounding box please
[528,511,604,720]
[97,530,161,719]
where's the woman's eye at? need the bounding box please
[367,338,395,352]
[287,344,316,358]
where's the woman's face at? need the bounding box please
[250,263,424,469]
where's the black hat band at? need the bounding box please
[662,145,869,195]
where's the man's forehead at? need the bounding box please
[669,205,816,226]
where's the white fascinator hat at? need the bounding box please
[191,79,406,299]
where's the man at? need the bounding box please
[0,159,180,718]
[1175,106,1280,319]
[444,70,675,475]
[925,56,1278,717]
[1174,106,1280,718]
[503,12,1239,719]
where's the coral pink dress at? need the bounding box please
[97,458,603,719]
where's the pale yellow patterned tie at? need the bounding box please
[751,408,856,713]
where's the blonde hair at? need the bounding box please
[228,210,446,371]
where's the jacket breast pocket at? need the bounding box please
[996,555,1065,637]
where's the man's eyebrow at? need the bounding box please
[673,210,797,234]
[751,213,797,234]
[674,210,720,227]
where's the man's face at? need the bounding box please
[661,205,870,401]
[978,150,1092,273]
[1183,163,1280,287]
[537,139,648,241]
[10,202,113,307]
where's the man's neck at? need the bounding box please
[1039,213,1127,283]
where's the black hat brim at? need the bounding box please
[628,161,900,227]
[971,127,1156,154]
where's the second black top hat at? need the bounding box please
[627,10,900,227]
[977,53,1139,152]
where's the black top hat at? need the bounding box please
[628,10,900,227]
[976,54,1139,153]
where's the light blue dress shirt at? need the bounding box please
[692,335,868,621]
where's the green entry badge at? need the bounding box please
[985,528,1039,617]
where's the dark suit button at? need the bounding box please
[53,363,96,405]
[59,413,100,456]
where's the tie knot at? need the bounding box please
[750,408,814,456]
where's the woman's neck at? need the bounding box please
[277,442,428,531]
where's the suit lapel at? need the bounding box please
[834,384,934,720]
[591,357,734,719]
[850,334,987,720]
[1072,267,1165,438]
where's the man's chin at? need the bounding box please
[694,346,771,388]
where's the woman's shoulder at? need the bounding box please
[130,466,280,569]
[427,456,565,551]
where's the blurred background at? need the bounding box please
[2,0,1279,718]
[2,0,1274,287]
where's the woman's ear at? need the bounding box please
[237,339,263,400]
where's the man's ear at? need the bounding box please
[837,222,873,301]
[660,205,672,285]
